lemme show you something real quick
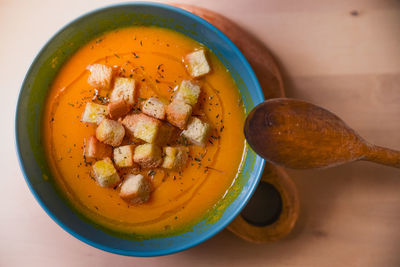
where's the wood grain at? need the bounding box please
[3,1,400,266]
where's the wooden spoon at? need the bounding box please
[245,98,400,169]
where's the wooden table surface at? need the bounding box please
[2,0,400,266]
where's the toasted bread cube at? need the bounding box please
[92,157,120,187]
[156,123,174,146]
[113,145,135,168]
[120,174,151,204]
[162,146,189,170]
[142,97,166,120]
[166,100,192,129]
[182,117,211,146]
[174,80,201,106]
[133,144,162,168]
[122,113,173,145]
[110,77,135,105]
[87,64,113,89]
[84,135,112,159]
[96,119,125,147]
[184,49,210,78]
[118,165,141,177]
[122,113,160,143]
[108,100,131,119]
[81,102,108,124]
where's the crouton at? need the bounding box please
[87,64,113,89]
[162,146,189,170]
[166,100,192,129]
[84,135,112,159]
[119,174,151,204]
[184,49,210,78]
[182,117,211,146]
[174,80,201,106]
[96,119,125,146]
[133,144,162,168]
[81,102,108,124]
[142,97,166,120]
[113,145,135,168]
[92,157,120,187]
[110,77,135,105]
[122,113,173,145]
[156,123,174,146]
[118,165,141,177]
[108,100,131,119]
[122,113,161,144]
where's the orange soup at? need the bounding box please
[43,26,246,237]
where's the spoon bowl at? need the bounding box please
[245,98,400,169]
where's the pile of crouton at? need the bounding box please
[81,49,212,205]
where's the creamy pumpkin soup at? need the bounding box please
[43,26,246,237]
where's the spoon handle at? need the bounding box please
[363,145,400,168]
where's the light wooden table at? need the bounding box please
[2,0,400,266]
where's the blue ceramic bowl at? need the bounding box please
[15,2,265,256]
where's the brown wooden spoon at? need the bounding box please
[245,98,400,169]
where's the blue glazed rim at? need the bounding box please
[15,2,265,256]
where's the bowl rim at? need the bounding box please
[15,1,265,256]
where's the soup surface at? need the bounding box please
[43,26,246,237]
